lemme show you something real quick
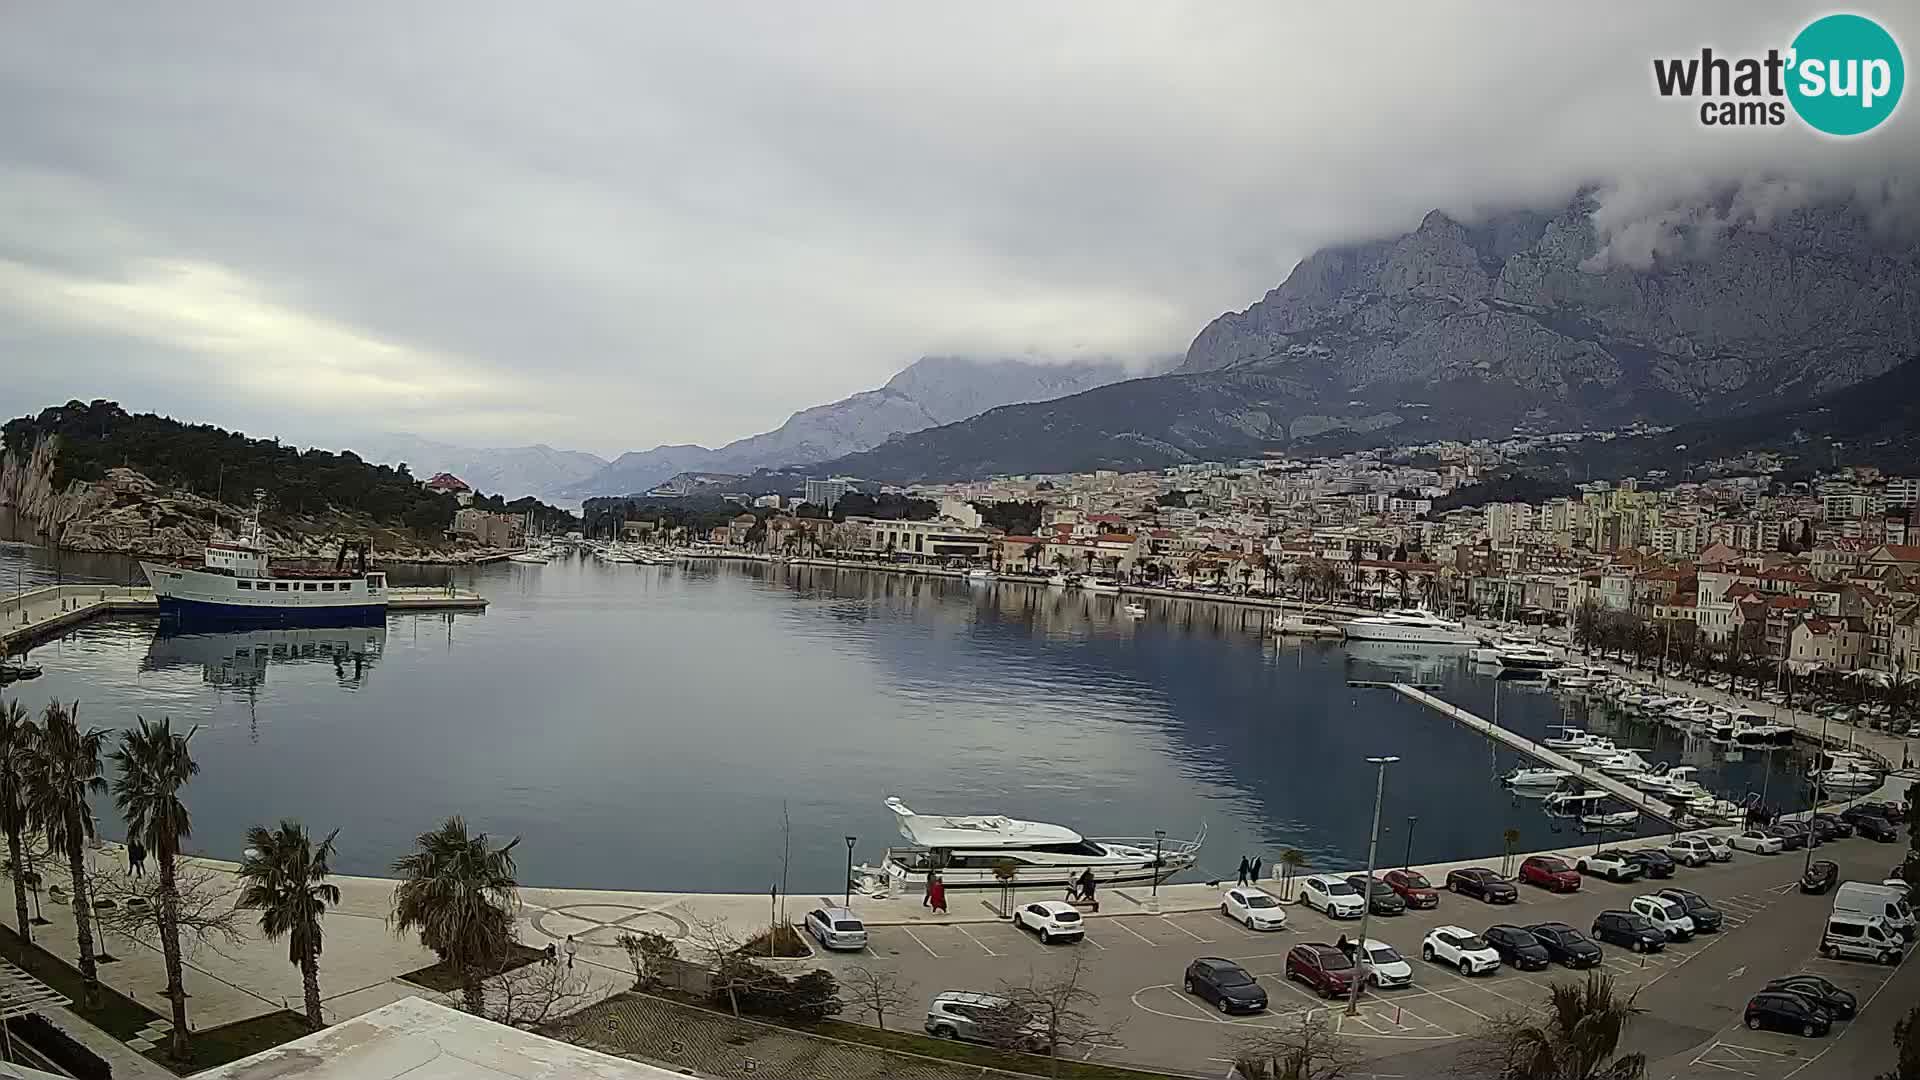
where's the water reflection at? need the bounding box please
[143,626,387,691]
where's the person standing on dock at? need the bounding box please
[1236,856,1251,886]
[1250,856,1263,884]
[928,872,948,914]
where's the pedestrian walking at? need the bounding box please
[544,943,557,967]
[1237,855,1251,886]
[923,874,935,908]
[928,872,947,914]
[565,935,577,970]
[1250,857,1263,883]
[128,839,146,877]
[1078,869,1097,910]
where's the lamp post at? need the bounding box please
[1804,710,1831,878]
[1348,755,1399,1017]
[1150,829,1166,912]
[843,836,857,908]
[1402,816,1418,871]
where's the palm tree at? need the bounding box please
[390,816,521,1014]
[110,716,200,1058]
[1464,972,1646,1079]
[20,700,107,1007]
[1051,552,1072,575]
[1276,848,1307,900]
[238,820,341,1031]
[0,700,35,943]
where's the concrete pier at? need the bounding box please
[2,583,486,651]
[1390,681,1683,825]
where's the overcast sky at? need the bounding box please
[2,3,1915,457]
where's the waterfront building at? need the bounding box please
[451,508,525,547]
[804,476,853,510]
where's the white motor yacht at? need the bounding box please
[1339,607,1479,646]
[1564,737,1620,761]
[1080,578,1122,595]
[1582,810,1639,829]
[966,567,997,581]
[1502,766,1573,788]
[508,550,549,564]
[1541,726,1592,751]
[1596,750,1654,778]
[864,797,1202,890]
[1813,766,1882,792]
[1123,603,1148,618]
[1731,722,1794,747]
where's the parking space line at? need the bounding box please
[1165,918,1212,944]
[1111,919,1160,947]
[1080,932,1106,950]
[954,925,1000,957]
[1426,987,1496,1022]
[1345,1013,1386,1035]
[900,927,940,958]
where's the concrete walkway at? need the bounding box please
[2,584,486,651]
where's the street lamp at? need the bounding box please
[1804,710,1832,879]
[843,836,857,908]
[1348,755,1399,1017]
[1150,830,1167,911]
[1402,816,1418,871]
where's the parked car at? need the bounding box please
[1283,945,1357,1000]
[1484,924,1552,970]
[1347,875,1408,916]
[1729,829,1785,855]
[1663,837,1716,867]
[1357,938,1413,988]
[1744,991,1831,1038]
[1629,895,1695,941]
[1382,868,1441,909]
[1808,813,1853,841]
[1592,910,1666,953]
[1520,856,1582,892]
[1847,813,1900,843]
[1300,875,1366,919]
[1657,887,1724,932]
[1446,867,1518,903]
[1221,887,1288,931]
[1820,914,1906,965]
[925,991,1045,1049]
[1184,957,1270,1013]
[1771,821,1813,850]
[1527,922,1604,968]
[1013,901,1085,944]
[1800,860,1840,896]
[1422,926,1501,975]
[1621,849,1676,879]
[1576,850,1645,883]
[1696,834,1734,862]
[1764,975,1857,1019]
[802,906,869,951]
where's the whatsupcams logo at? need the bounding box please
[1653,13,1904,135]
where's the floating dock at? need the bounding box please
[2,583,486,652]
[1389,682,1682,825]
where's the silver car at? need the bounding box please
[924,991,1045,1050]
[802,906,868,951]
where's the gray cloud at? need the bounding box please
[2,2,1916,455]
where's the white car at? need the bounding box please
[1358,938,1413,988]
[1421,925,1501,976]
[1575,850,1644,883]
[1629,895,1696,941]
[1221,887,1288,931]
[1663,837,1715,867]
[802,906,869,951]
[1300,875,1365,919]
[1012,900,1085,944]
[1697,834,1733,862]
[1728,829,1785,855]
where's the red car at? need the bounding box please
[1382,869,1440,909]
[1520,855,1581,893]
[1284,943,1358,999]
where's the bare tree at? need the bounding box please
[452,959,598,1029]
[840,965,916,1030]
[90,860,245,959]
[988,955,1122,1075]
[615,930,678,991]
[1233,1012,1361,1080]
[686,913,781,1017]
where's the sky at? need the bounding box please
[2,3,1916,458]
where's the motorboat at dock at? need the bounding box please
[1502,766,1573,789]
[859,797,1203,891]
[1339,606,1479,646]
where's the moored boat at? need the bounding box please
[1340,607,1479,646]
[140,492,388,626]
[863,797,1202,890]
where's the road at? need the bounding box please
[804,834,1912,1077]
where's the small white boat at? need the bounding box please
[1502,766,1573,788]
[1541,726,1591,751]
[1123,603,1148,618]
[1080,578,1122,595]
[1565,737,1620,761]
[1732,722,1794,747]
[1046,573,1071,587]
[966,567,996,581]
[508,551,549,564]
[1582,811,1638,829]
[1813,766,1883,791]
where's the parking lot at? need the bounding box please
[809,836,1910,1076]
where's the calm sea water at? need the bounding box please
[1,535,1812,893]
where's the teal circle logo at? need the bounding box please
[1787,14,1904,136]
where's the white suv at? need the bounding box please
[1012,901,1085,944]
[1300,875,1365,919]
[1629,895,1696,941]
[1663,837,1715,867]
[1575,850,1643,883]
[1422,926,1501,976]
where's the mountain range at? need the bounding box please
[788,190,1920,484]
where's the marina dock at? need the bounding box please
[1389,681,1683,825]
[2,582,486,651]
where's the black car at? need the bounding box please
[1447,867,1518,904]
[1527,922,1604,968]
[1745,991,1831,1037]
[1763,975,1857,1019]
[1771,821,1812,850]
[1850,814,1900,842]
[1658,888,1724,932]
[1800,860,1840,895]
[1591,911,1666,953]
[1622,849,1675,879]
[1484,924,1552,970]
[1183,958,1269,1014]
[1346,875,1407,916]
[1808,813,1853,840]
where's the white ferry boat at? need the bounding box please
[862,797,1202,890]
[140,494,388,626]
[1340,607,1479,646]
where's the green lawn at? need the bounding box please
[0,920,161,1041]
[145,1011,314,1075]
[813,1019,1184,1080]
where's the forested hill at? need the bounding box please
[2,400,576,537]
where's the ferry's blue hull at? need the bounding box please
[157,596,388,628]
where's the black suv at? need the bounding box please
[1764,975,1857,1019]
[1484,924,1552,970]
[1183,958,1268,1014]
[1800,859,1840,895]
[1621,849,1675,879]
[1527,922,1604,968]
[1592,910,1666,953]
[1447,867,1518,903]
[1346,875,1407,916]
[1658,888,1723,932]
[1807,813,1853,841]
[1771,821,1812,850]
[1842,808,1899,842]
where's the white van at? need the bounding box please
[1821,914,1904,965]
[1833,882,1916,941]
